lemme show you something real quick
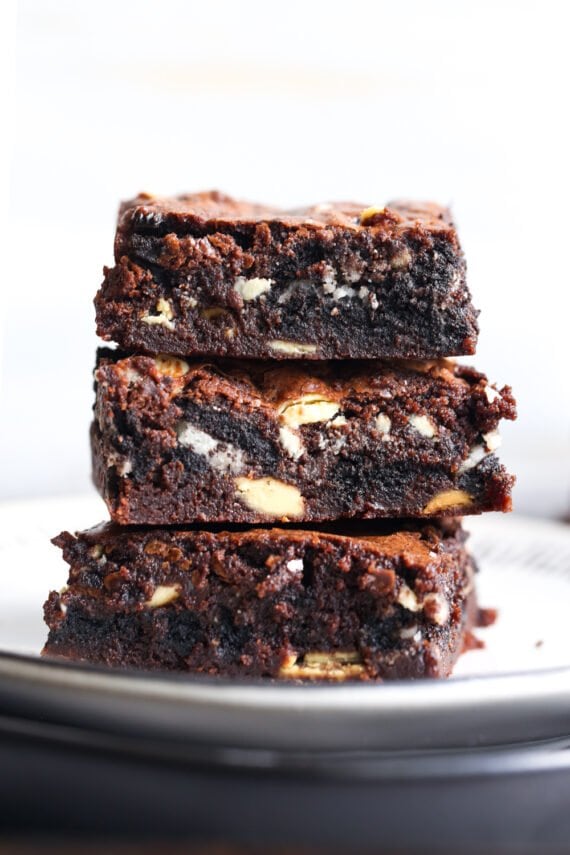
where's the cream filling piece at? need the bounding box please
[176,422,245,474]
[458,429,502,473]
[321,264,379,302]
[279,426,304,460]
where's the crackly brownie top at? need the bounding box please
[56,518,463,573]
[117,190,456,240]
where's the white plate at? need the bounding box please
[1,495,570,754]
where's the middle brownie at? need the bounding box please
[92,351,516,525]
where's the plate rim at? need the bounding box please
[1,648,569,754]
[2,646,570,707]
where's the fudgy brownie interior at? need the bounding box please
[95,192,478,359]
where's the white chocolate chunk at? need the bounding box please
[332,284,357,300]
[124,367,141,385]
[234,477,304,518]
[286,558,304,574]
[279,426,304,460]
[304,651,362,666]
[146,585,180,608]
[157,298,173,318]
[391,248,412,270]
[408,414,437,438]
[422,489,472,515]
[141,299,176,330]
[279,650,364,680]
[269,340,318,356]
[154,355,189,377]
[397,585,450,626]
[423,592,450,626]
[141,313,175,330]
[329,414,347,427]
[397,583,421,612]
[278,395,340,428]
[359,206,385,223]
[375,413,391,435]
[234,276,273,301]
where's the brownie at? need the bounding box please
[92,351,516,525]
[43,520,477,680]
[95,191,478,360]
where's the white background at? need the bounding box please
[0,0,568,517]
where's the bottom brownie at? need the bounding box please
[43,521,477,681]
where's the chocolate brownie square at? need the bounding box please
[91,351,516,526]
[95,192,478,360]
[44,520,476,680]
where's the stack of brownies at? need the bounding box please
[43,193,516,680]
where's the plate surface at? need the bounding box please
[1,494,570,755]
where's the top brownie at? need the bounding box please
[95,191,478,360]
